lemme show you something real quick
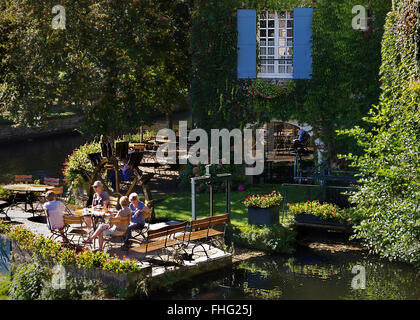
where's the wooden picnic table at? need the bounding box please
[2,184,55,193]
[2,184,55,213]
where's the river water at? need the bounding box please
[0,133,87,184]
[156,250,420,300]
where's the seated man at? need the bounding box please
[43,190,68,244]
[121,192,150,250]
[292,128,309,151]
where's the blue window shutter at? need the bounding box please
[237,9,256,79]
[293,8,313,79]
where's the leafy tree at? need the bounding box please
[339,0,420,266]
[0,0,191,137]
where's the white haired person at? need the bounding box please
[83,196,131,251]
[85,180,110,230]
[121,192,150,250]
[43,190,68,244]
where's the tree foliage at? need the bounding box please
[0,0,191,137]
[339,0,420,266]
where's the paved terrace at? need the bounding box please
[2,205,232,284]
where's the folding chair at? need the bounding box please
[130,207,153,243]
[102,215,131,251]
[62,215,91,247]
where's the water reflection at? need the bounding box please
[157,253,420,300]
[0,133,86,184]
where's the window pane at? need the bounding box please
[260,20,266,28]
[268,29,275,37]
[287,40,293,46]
[260,40,267,46]
[287,20,293,28]
[267,65,274,73]
[286,47,293,55]
[287,66,293,73]
[279,20,286,28]
[260,30,266,37]
[268,20,275,28]
[267,57,274,64]
[279,66,286,73]
[260,65,266,73]
[279,12,286,19]
[268,40,274,46]
[260,48,266,55]
[268,47,274,55]
[287,29,293,37]
[279,59,285,65]
[268,12,275,19]
[279,29,286,37]
[279,38,286,47]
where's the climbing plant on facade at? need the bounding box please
[339,0,420,266]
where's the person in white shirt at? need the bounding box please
[43,190,68,243]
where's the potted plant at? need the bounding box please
[287,200,357,230]
[243,191,283,226]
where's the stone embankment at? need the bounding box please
[0,114,82,143]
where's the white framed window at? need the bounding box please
[257,11,294,78]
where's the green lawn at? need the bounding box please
[152,183,307,227]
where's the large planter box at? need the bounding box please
[294,213,352,232]
[248,206,279,226]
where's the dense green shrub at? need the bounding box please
[9,263,50,300]
[39,276,104,300]
[339,0,420,266]
[229,223,296,254]
[0,275,10,300]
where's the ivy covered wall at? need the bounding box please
[190,0,391,165]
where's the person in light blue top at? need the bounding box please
[122,192,150,249]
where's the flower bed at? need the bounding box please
[287,200,362,225]
[0,221,142,274]
[243,190,283,208]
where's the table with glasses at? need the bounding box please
[74,207,118,230]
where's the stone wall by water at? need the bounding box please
[0,115,82,143]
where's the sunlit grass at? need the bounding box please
[152,184,302,227]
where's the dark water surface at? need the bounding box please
[155,251,420,300]
[0,133,87,184]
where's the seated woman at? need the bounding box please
[121,192,151,250]
[43,190,68,244]
[85,180,110,230]
[83,196,131,251]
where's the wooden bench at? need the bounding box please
[130,221,187,263]
[177,213,229,258]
